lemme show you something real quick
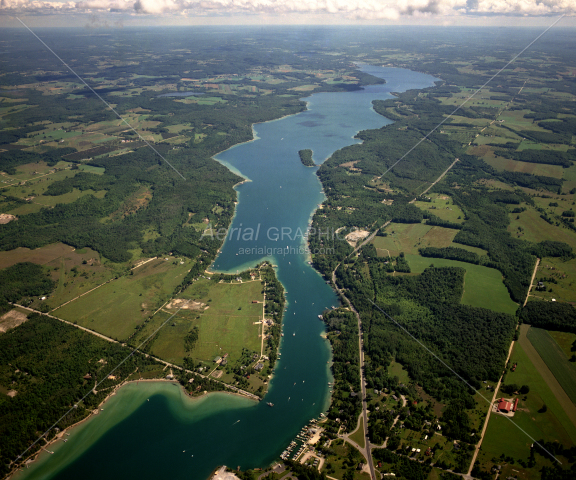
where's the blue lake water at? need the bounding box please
[17,66,437,480]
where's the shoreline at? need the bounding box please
[10,378,253,478]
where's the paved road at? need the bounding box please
[330,268,376,480]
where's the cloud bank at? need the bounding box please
[1,0,574,19]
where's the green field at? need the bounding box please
[412,193,465,224]
[54,258,193,341]
[548,330,576,359]
[349,416,366,449]
[478,333,576,480]
[134,277,263,367]
[372,223,457,257]
[508,206,576,249]
[405,254,518,315]
[527,328,576,405]
[388,360,411,384]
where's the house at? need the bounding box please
[213,356,222,364]
[513,398,519,412]
[254,362,264,371]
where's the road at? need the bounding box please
[410,158,459,201]
[11,303,261,402]
[467,332,516,476]
[523,257,540,307]
[330,266,376,480]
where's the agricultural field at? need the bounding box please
[448,243,487,256]
[527,327,576,406]
[372,223,457,257]
[53,257,193,341]
[477,326,576,480]
[405,254,518,315]
[133,276,264,367]
[45,247,118,309]
[0,242,77,269]
[412,193,465,224]
[481,151,565,179]
[547,330,576,359]
[508,205,576,249]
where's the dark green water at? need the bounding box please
[17,66,436,480]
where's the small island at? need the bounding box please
[298,149,316,167]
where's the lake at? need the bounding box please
[16,66,437,480]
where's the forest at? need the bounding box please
[322,309,362,431]
[520,301,576,333]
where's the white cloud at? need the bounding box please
[0,0,574,18]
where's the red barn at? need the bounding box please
[498,398,513,413]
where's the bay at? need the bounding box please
[16,66,437,480]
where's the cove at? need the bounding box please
[16,66,437,480]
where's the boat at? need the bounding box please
[293,333,295,336]
[267,402,274,407]
[318,315,323,320]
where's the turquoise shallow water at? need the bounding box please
[17,66,437,480]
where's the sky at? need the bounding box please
[0,0,575,28]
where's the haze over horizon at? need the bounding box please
[0,0,575,28]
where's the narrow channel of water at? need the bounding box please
[17,66,437,480]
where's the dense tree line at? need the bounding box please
[262,264,285,368]
[372,448,432,480]
[298,149,316,167]
[0,262,55,306]
[419,247,480,264]
[520,301,576,333]
[323,310,362,429]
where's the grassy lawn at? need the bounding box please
[349,415,366,449]
[527,327,576,405]
[388,360,411,385]
[477,333,576,480]
[405,254,518,315]
[54,258,193,341]
[373,223,457,257]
